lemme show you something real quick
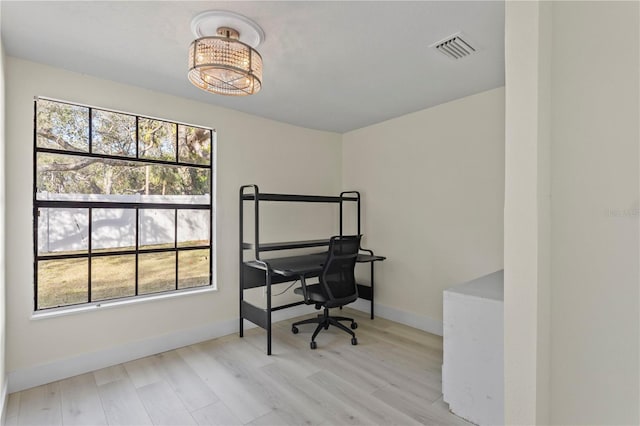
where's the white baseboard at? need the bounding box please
[7,301,440,393]
[350,299,443,336]
[8,303,317,393]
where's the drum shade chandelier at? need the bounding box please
[188,11,264,96]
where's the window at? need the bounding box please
[34,98,214,311]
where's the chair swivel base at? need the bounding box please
[291,307,358,349]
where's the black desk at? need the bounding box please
[244,253,326,276]
[239,185,386,355]
[240,251,385,355]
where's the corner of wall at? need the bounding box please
[350,299,443,336]
[0,6,9,420]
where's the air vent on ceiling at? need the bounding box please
[431,33,477,60]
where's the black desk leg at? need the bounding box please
[266,270,272,355]
[370,262,375,319]
[239,283,244,338]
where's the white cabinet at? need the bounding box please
[443,270,504,426]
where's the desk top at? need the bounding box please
[357,253,386,263]
[244,252,386,277]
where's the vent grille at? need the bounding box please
[432,33,477,60]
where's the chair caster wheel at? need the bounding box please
[351,337,358,345]
[351,322,358,330]
[310,341,317,350]
[292,326,299,334]
[324,324,330,330]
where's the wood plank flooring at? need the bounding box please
[5,309,470,426]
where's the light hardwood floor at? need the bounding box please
[5,309,470,426]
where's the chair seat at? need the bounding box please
[294,284,327,303]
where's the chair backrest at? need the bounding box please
[319,235,361,308]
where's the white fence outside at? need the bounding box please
[37,193,211,254]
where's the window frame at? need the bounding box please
[33,96,215,312]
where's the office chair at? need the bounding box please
[291,235,361,349]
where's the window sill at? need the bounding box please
[31,286,217,320]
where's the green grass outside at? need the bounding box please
[38,246,210,309]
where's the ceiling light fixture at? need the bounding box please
[188,11,264,96]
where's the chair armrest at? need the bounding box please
[359,247,374,256]
[299,275,311,303]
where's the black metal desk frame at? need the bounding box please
[239,184,385,355]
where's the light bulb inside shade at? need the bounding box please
[203,68,252,90]
[188,36,263,96]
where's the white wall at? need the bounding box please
[0,7,8,416]
[5,57,342,388]
[505,1,640,424]
[549,2,639,423]
[342,88,505,332]
[503,1,551,423]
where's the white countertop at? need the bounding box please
[444,270,504,302]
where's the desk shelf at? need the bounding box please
[239,184,383,355]
[241,193,358,203]
[242,239,330,252]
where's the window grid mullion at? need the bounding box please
[88,107,93,303]
[34,146,211,169]
[88,107,93,154]
[174,209,178,290]
[175,124,179,164]
[209,128,214,287]
[33,100,39,311]
[88,207,92,303]
[135,208,139,296]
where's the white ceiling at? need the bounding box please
[1,1,505,133]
